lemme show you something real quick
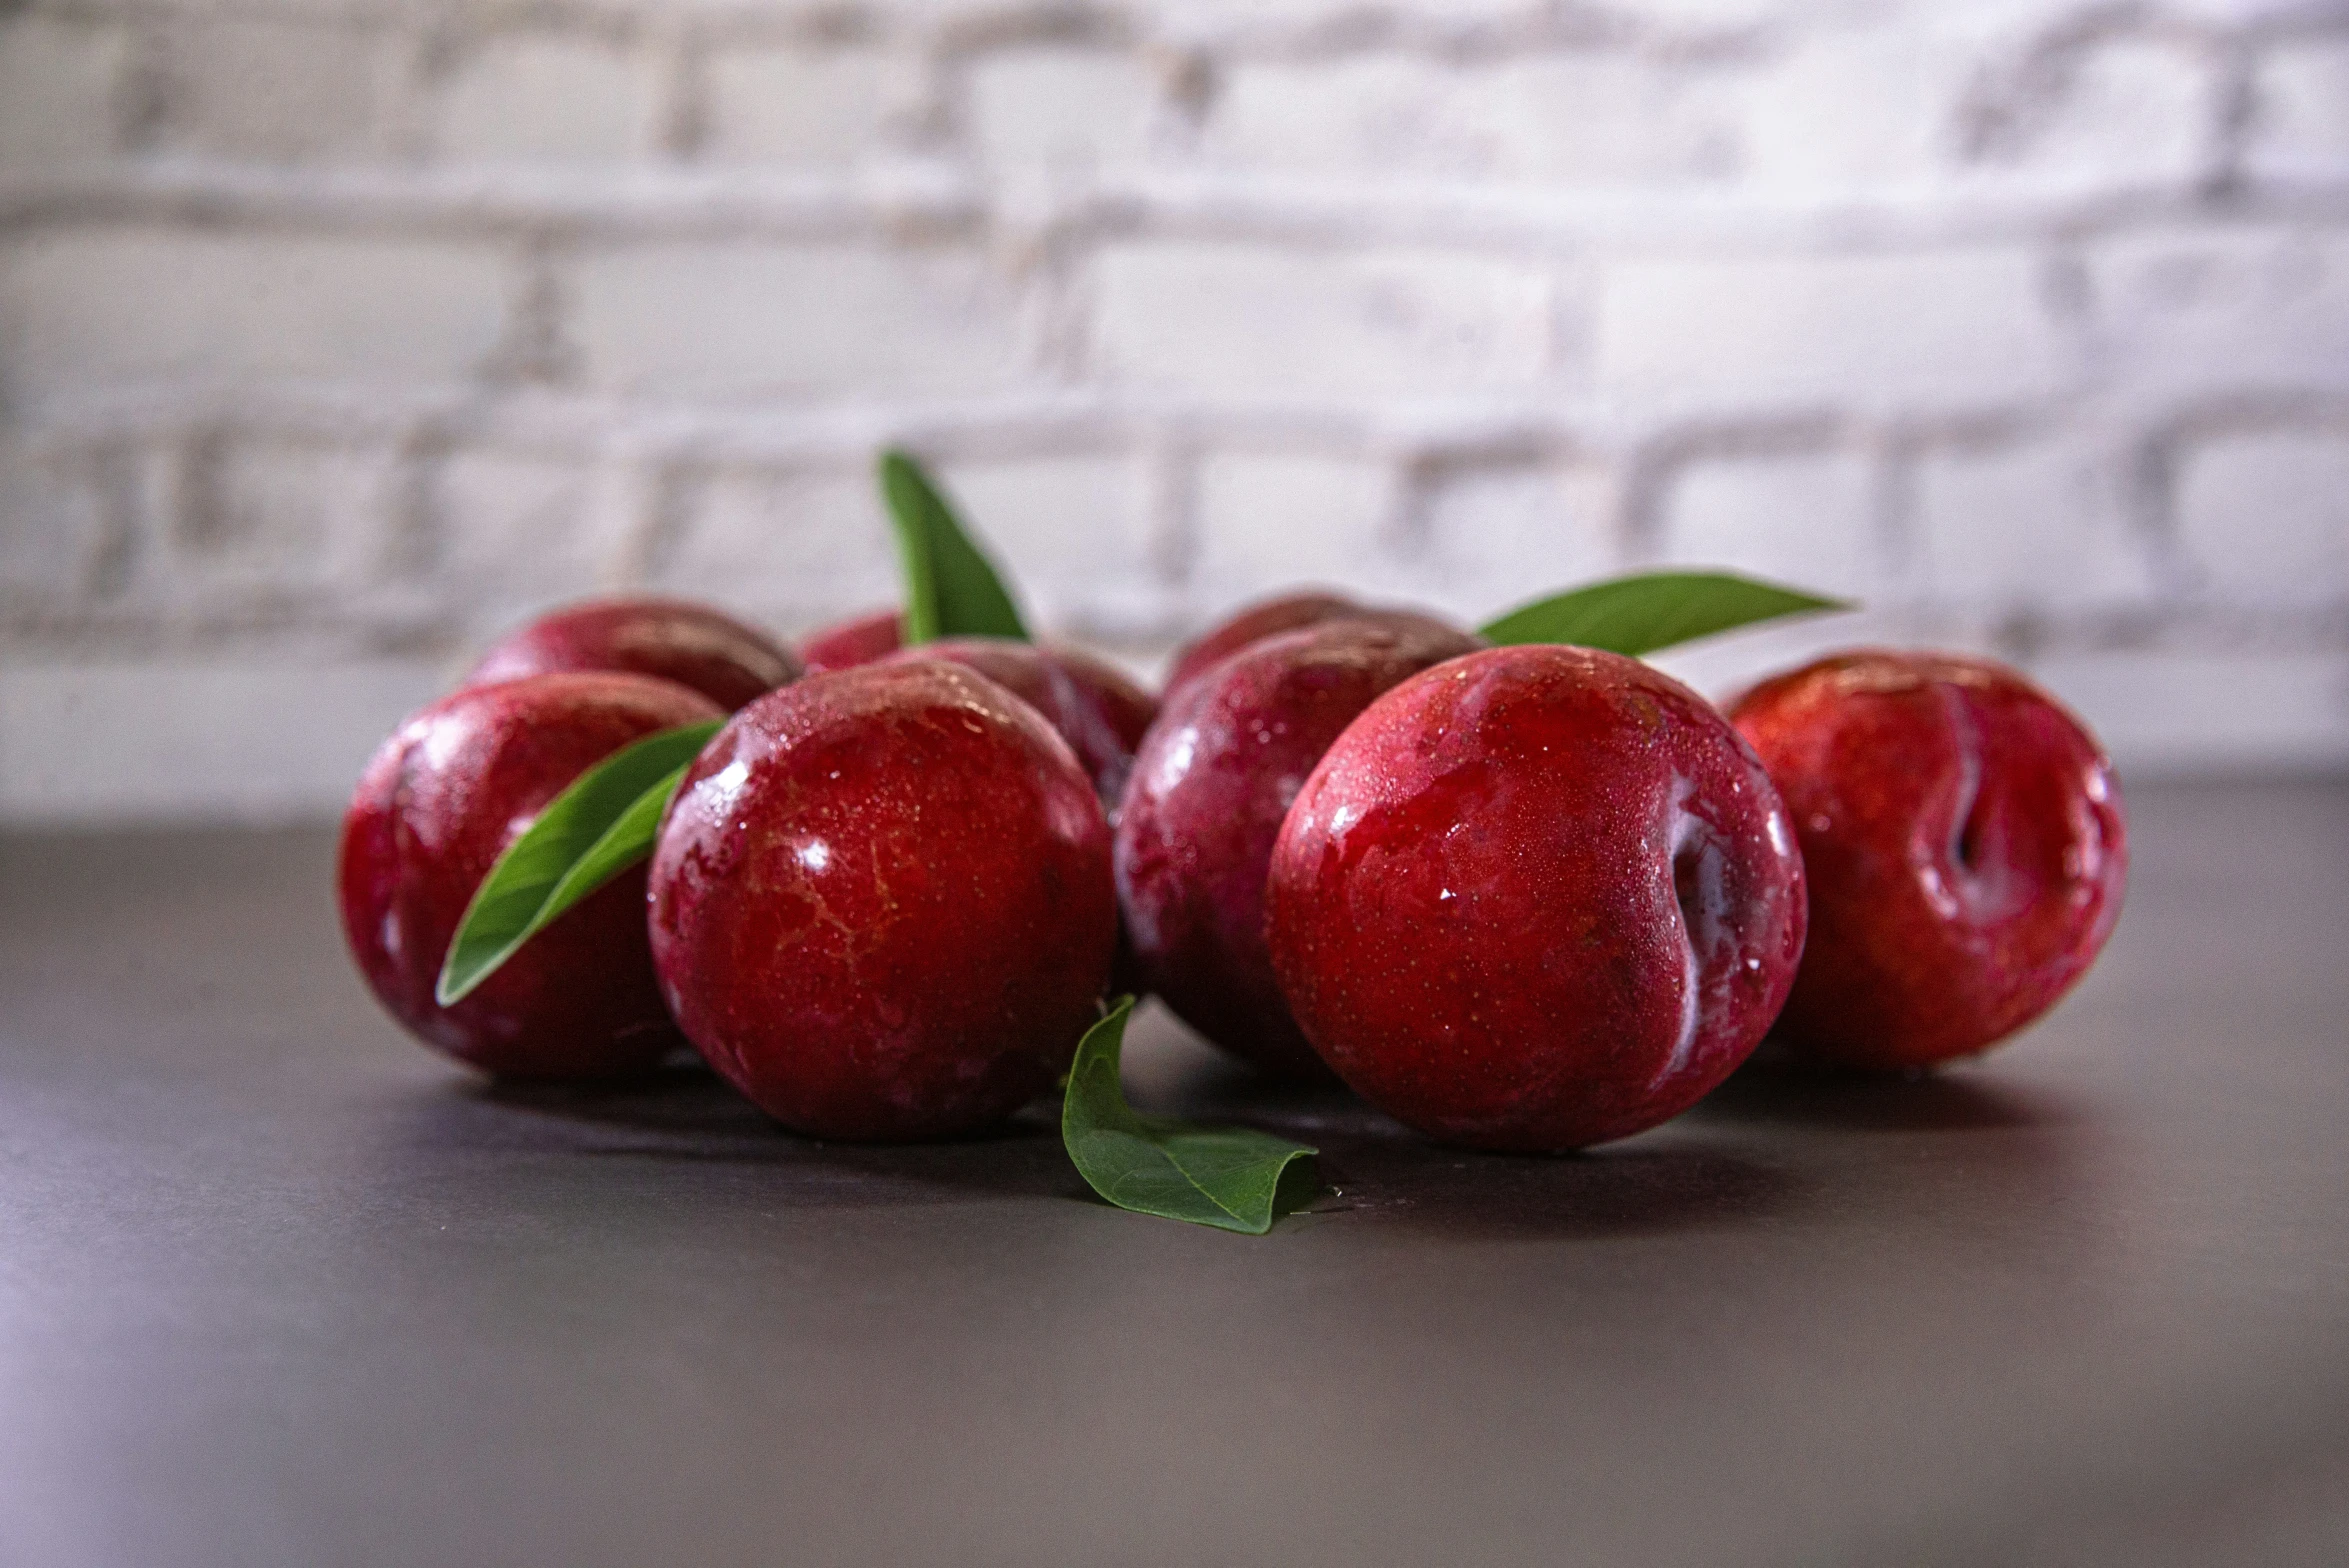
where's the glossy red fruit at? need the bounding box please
[797,608,903,676]
[874,637,1157,809]
[464,596,800,712]
[1730,650,2126,1071]
[648,662,1117,1142]
[1043,644,1159,807]
[338,672,726,1080]
[1117,618,1485,1078]
[1162,591,1361,702]
[1266,645,1807,1152]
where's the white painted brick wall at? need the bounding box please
[0,436,114,604]
[1203,56,1736,188]
[1911,437,2155,612]
[1660,451,1882,600]
[171,436,395,599]
[0,17,125,173]
[426,449,636,626]
[429,34,665,165]
[1598,250,2066,414]
[938,454,1159,632]
[1090,245,1556,401]
[1,0,2345,822]
[1416,463,1621,625]
[2245,41,2349,183]
[140,18,404,164]
[965,50,1163,178]
[2087,226,2349,393]
[2175,431,2349,605]
[703,48,911,170]
[1,232,512,401]
[570,242,1031,400]
[1193,452,1406,604]
[655,466,902,631]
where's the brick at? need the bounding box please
[967,49,1160,177]
[432,450,624,618]
[1607,0,1800,23]
[1659,450,1880,599]
[2156,0,2332,18]
[175,437,392,596]
[2088,226,2349,395]
[933,455,1156,629]
[1136,0,1536,46]
[0,231,510,402]
[1416,462,1618,625]
[0,440,113,604]
[1735,28,1975,194]
[145,20,402,163]
[431,35,661,164]
[1971,40,2211,190]
[1913,439,2153,610]
[1598,249,2065,413]
[702,47,903,168]
[0,17,125,173]
[1204,55,1734,187]
[0,660,445,824]
[569,243,1029,400]
[660,467,899,631]
[2026,651,2349,773]
[1191,451,1402,603]
[2245,41,2349,184]
[2174,430,2349,606]
[1090,244,1553,401]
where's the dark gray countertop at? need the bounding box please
[4,781,2346,1567]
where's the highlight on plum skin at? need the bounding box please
[337,671,727,1081]
[797,607,905,677]
[872,637,1157,811]
[1115,616,1485,1080]
[646,661,1118,1144]
[463,595,802,712]
[1160,590,1470,709]
[1265,645,1809,1153]
[1730,649,2128,1072]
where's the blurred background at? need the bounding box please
[1,0,2344,823]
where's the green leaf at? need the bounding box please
[1479,570,1849,655]
[434,719,723,1006]
[1062,998,1319,1235]
[880,449,1029,644]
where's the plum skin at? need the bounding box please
[465,595,801,712]
[647,661,1118,1142]
[1265,645,1808,1152]
[798,608,904,677]
[1730,650,2127,1071]
[873,637,1156,810]
[338,671,727,1080]
[1116,617,1485,1078]
[1161,590,1464,707]
[1162,591,1361,704]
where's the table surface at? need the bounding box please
[4,781,2347,1568]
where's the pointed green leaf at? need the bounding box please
[435,719,722,1006]
[1480,570,1849,655]
[1062,997,1319,1234]
[880,449,1029,644]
